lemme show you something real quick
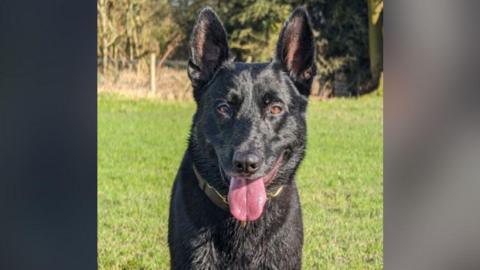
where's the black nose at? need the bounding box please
[233,151,261,175]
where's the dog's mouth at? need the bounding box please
[222,153,284,222]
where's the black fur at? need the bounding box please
[168,7,316,269]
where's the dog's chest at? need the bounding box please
[189,224,291,269]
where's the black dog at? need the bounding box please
[168,6,316,269]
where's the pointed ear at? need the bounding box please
[188,7,229,101]
[275,7,316,96]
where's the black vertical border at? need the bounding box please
[0,0,97,269]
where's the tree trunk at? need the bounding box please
[157,35,181,69]
[99,0,108,76]
[367,0,383,85]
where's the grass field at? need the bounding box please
[98,93,383,269]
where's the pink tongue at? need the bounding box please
[228,177,267,221]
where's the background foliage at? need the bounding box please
[98,0,383,97]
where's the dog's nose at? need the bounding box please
[233,151,261,175]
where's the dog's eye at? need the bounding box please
[216,103,231,116]
[270,105,283,115]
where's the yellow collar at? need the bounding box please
[192,164,285,211]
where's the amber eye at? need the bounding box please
[216,103,231,116]
[270,105,283,115]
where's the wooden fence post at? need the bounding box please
[150,53,156,94]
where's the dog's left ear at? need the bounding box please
[188,7,229,102]
[275,7,316,97]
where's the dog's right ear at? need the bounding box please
[188,7,229,102]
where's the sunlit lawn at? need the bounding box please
[98,93,383,269]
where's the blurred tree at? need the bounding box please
[169,0,384,95]
[97,0,182,76]
[367,0,383,85]
[307,0,373,96]
[227,0,291,61]
[98,0,383,97]
[169,0,290,62]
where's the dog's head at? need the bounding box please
[188,7,315,221]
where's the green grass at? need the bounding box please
[98,93,383,269]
